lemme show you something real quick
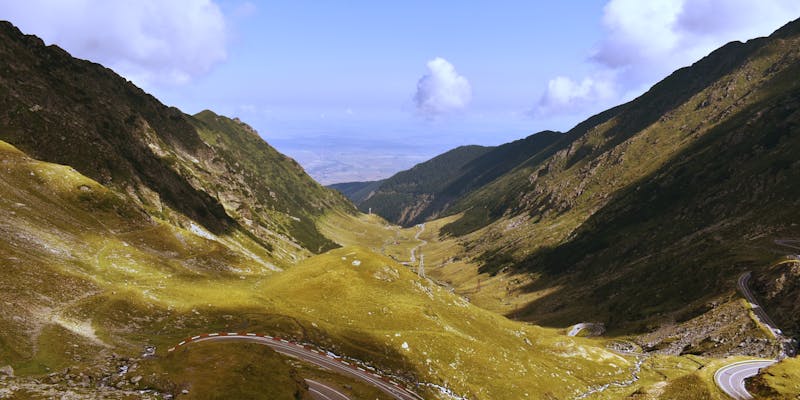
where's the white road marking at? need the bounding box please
[306,379,350,400]
[715,360,776,400]
[309,388,333,400]
[166,333,422,400]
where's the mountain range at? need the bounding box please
[2,16,800,400]
[334,17,800,341]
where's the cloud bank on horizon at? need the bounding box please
[413,57,472,117]
[0,0,227,87]
[535,0,800,117]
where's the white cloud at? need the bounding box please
[0,0,228,87]
[414,57,472,116]
[536,0,800,117]
[593,0,800,78]
[535,75,616,116]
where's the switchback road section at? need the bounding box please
[167,332,422,400]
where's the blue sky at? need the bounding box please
[3,1,800,183]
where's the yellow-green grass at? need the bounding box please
[258,246,646,399]
[318,211,419,262]
[747,357,800,399]
[139,341,311,399]
[290,362,393,400]
[323,211,758,398]
[406,213,554,317]
[0,140,280,371]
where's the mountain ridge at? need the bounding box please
[0,20,353,262]
[334,131,563,227]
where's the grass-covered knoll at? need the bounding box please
[259,246,640,399]
[747,357,800,399]
[139,341,311,399]
[312,213,753,399]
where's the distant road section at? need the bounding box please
[715,360,776,400]
[738,272,780,333]
[410,223,426,263]
[167,333,422,400]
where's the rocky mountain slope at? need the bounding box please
[0,21,352,265]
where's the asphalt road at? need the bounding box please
[738,272,780,331]
[714,360,776,400]
[167,333,422,400]
[305,379,350,400]
[714,272,782,399]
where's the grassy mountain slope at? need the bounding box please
[417,18,800,342]
[351,131,562,227]
[357,145,492,226]
[328,179,384,204]
[0,21,350,264]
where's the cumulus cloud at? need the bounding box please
[0,0,228,87]
[535,75,617,116]
[414,57,472,116]
[536,0,800,117]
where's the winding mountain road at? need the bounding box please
[738,272,780,332]
[714,360,776,400]
[409,224,426,263]
[715,271,783,399]
[167,333,422,400]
